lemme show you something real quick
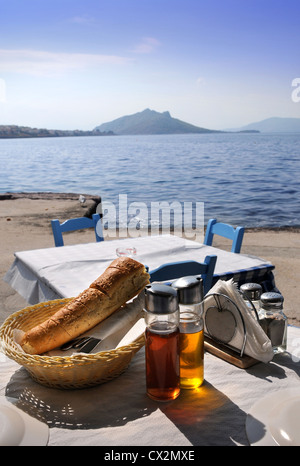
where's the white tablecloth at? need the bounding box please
[3,235,274,304]
[0,326,299,446]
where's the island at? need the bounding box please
[94,108,221,135]
[0,108,265,139]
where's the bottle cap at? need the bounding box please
[240,282,262,301]
[260,292,284,309]
[144,283,178,314]
[171,276,203,304]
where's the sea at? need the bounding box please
[0,132,299,229]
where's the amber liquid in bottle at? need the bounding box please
[179,318,204,389]
[145,324,180,401]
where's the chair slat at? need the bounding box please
[51,213,103,247]
[149,255,217,295]
[204,218,244,253]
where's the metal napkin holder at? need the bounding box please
[202,292,259,358]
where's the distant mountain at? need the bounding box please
[0,125,113,139]
[94,108,219,135]
[228,117,300,133]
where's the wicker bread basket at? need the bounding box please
[0,298,145,389]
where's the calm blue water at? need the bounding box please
[0,133,299,228]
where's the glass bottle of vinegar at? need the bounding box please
[144,284,180,401]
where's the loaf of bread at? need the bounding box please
[19,257,150,354]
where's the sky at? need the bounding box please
[0,0,300,130]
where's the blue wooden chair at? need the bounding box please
[204,219,244,253]
[51,213,104,247]
[149,255,217,295]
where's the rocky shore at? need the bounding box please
[0,125,114,139]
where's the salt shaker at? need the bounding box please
[240,282,262,313]
[144,284,180,401]
[171,276,204,389]
[258,292,287,354]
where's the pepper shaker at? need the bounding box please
[258,292,287,354]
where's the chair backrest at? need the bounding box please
[204,218,244,253]
[51,213,104,247]
[149,255,217,295]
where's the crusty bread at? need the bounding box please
[20,257,150,354]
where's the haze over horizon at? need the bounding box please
[0,0,300,131]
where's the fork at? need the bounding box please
[60,336,102,353]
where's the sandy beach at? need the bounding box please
[0,193,299,327]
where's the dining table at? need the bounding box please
[1,234,299,447]
[0,324,299,446]
[3,234,277,306]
